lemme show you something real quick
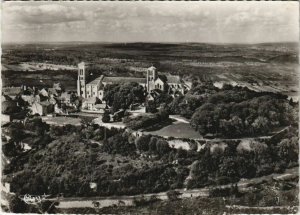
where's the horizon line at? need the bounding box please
[2,41,299,46]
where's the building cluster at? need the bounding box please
[2,83,78,122]
[77,62,191,111]
[2,62,192,121]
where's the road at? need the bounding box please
[47,166,298,209]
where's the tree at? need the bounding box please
[166,190,181,201]
[8,194,27,213]
[6,123,25,143]
[145,100,157,113]
[40,200,58,213]
[156,139,171,155]
[103,82,146,112]
[191,107,218,135]
[277,138,298,163]
[102,133,136,156]
[251,116,270,134]
[135,135,151,152]
[219,157,238,179]
[102,111,110,123]
[149,137,158,152]
[2,140,22,157]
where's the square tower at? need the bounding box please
[147,66,156,92]
[77,62,87,98]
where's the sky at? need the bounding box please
[2,1,299,44]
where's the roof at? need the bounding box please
[83,97,100,104]
[147,66,156,71]
[39,101,52,107]
[184,81,193,89]
[2,87,22,96]
[166,75,182,84]
[60,92,71,100]
[102,77,146,84]
[53,83,61,88]
[49,97,58,104]
[48,88,58,95]
[39,88,49,97]
[21,95,35,103]
[2,100,17,109]
[87,75,104,85]
[156,75,167,83]
[184,94,202,100]
[78,62,85,66]
[2,95,12,102]
[31,101,52,108]
[95,103,107,109]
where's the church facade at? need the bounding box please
[77,62,191,103]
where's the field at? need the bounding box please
[2,42,298,99]
[2,62,77,72]
[145,122,202,139]
[41,116,82,126]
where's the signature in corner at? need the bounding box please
[21,194,49,205]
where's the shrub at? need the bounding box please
[166,190,181,201]
[102,111,110,123]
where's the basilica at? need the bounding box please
[77,62,191,103]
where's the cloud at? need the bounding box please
[2,1,299,43]
[4,4,85,25]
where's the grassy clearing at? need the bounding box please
[42,116,82,126]
[145,122,202,139]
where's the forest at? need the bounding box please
[163,83,298,138]
[2,112,298,199]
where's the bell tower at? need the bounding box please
[147,66,156,92]
[77,62,87,98]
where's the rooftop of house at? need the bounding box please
[60,92,72,100]
[95,103,107,109]
[53,83,62,88]
[39,101,52,106]
[39,88,49,97]
[49,97,58,104]
[2,95,12,102]
[2,87,22,96]
[184,81,193,89]
[31,101,52,107]
[2,100,17,108]
[48,88,59,95]
[21,95,35,104]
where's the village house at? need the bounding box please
[21,95,36,105]
[39,88,49,97]
[60,92,72,105]
[82,97,101,111]
[30,101,54,116]
[48,88,60,97]
[1,96,19,123]
[49,96,58,106]
[53,82,63,92]
[2,100,18,114]
[2,87,22,99]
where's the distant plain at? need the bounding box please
[2,42,298,98]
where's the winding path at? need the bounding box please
[47,166,298,209]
